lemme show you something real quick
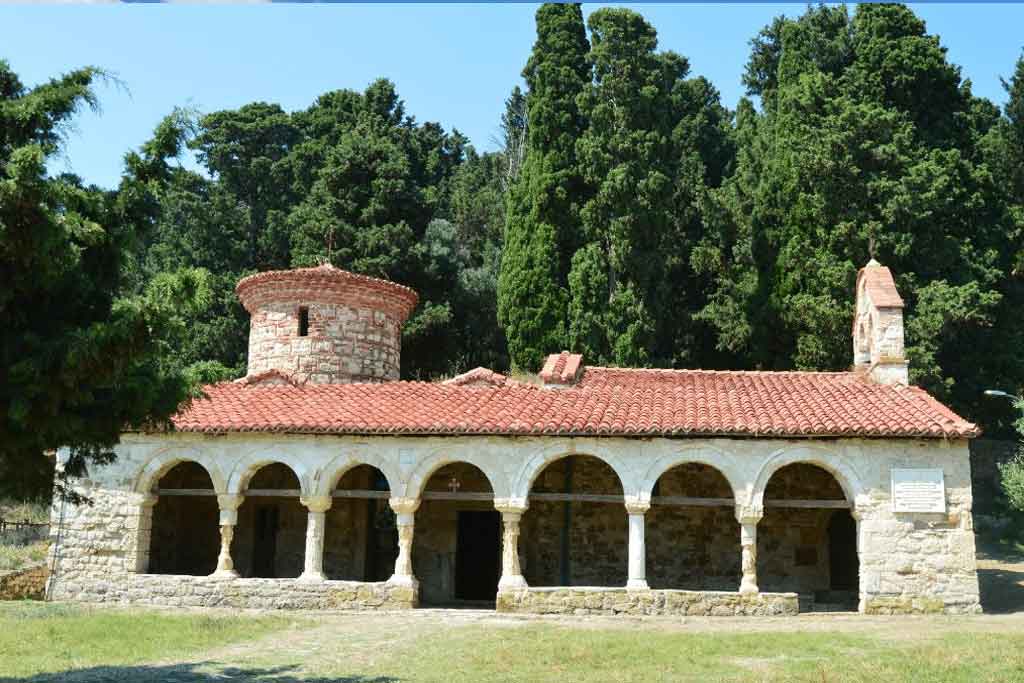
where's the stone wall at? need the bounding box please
[0,563,48,600]
[236,265,416,385]
[246,301,404,384]
[51,573,415,610]
[496,587,798,617]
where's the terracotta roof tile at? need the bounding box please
[171,364,978,439]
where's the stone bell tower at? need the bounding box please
[235,264,419,384]
[852,259,908,386]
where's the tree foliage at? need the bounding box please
[0,62,211,493]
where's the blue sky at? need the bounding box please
[3,3,1022,188]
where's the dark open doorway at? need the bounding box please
[828,509,859,591]
[455,510,500,601]
[252,505,280,578]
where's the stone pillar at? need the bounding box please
[299,495,333,582]
[625,501,650,590]
[387,497,420,588]
[495,503,528,590]
[735,505,763,594]
[128,494,158,573]
[213,494,243,577]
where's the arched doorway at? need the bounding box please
[414,462,497,605]
[646,463,739,590]
[324,464,397,581]
[148,461,219,575]
[522,455,626,587]
[235,463,306,578]
[759,463,858,611]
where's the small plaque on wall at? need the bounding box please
[891,468,946,513]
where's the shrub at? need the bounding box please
[1000,451,1024,512]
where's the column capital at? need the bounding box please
[217,494,244,511]
[735,504,763,525]
[624,501,650,515]
[493,497,529,515]
[389,497,421,515]
[300,495,333,513]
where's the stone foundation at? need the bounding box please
[48,574,416,610]
[0,563,48,601]
[496,587,798,616]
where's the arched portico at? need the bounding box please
[756,460,860,611]
[749,446,865,509]
[134,446,227,495]
[520,453,630,589]
[406,452,508,500]
[512,444,636,502]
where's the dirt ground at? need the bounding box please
[976,537,1024,613]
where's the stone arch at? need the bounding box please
[641,445,743,504]
[750,446,865,509]
[226,450,311,495]
[134,446,227,495]
[406,451,508,499]
[513,444,634,501]
[315,452,402,498]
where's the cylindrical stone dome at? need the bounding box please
[236,264,419,384]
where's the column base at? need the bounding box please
[298,571,326,583]
[626,579,649,590]
[387,574,419,590]
[739,580,759,595]
[211,569,239,579]
[498,574,528,590]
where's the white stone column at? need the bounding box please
[299,495,333,582]
[128,494,158,573]
[387,497,421,589]
[495,503,528,590]
[213,494,243,577]
[625,501,650,590]
[735,505,763,594]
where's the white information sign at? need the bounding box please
[891,468,946,513]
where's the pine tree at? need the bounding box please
[498,2,590,370]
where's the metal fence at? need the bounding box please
[0,518,49,545]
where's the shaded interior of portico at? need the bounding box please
[234,463,306,579]
[646,463,740,590]
[148,461,219,575]
[521,455,627,587]
[414,462,498,604]
[323,464,397,581]
[759,463,859,611]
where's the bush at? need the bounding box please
[999,451,1024,512]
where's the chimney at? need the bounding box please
[852,260,908,385]
[540,352,584,388]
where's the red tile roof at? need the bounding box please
[171,363,978,439]
[858,261,904,308]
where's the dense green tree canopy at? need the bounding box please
[0,62,210,493]
[694,3,1024,433]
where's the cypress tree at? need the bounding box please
[498,3,590,370]
[571,8,692,366]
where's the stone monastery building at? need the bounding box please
[47,261,982,616]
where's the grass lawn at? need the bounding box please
[2,604,1023,682]
[0,602,291,680]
